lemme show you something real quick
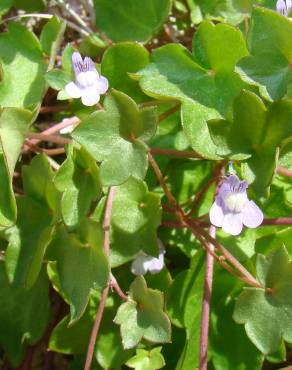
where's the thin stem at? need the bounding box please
[159,103,181,123]
[26,132,71,145]
[187,177,216,216]
[199,228,262,288]
[150,147,202,159]
[199,225,216,370]
[110,274,128,301]
[84,187,116,370]
[55,0,92,33]
[147,151,185,220]
[262,217,292,225]
[83,286,109,370]
[277,166,292,178]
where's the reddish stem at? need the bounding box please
[277,166,292,178]
[150,147,203,159]
[199,225,216,370]
[84,186,116,370]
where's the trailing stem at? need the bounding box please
[84,186,116,370]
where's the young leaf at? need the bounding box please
[110,177,161,267]
[136,21,248,158]
[126,347,165,370]
[72,90,157,185]
[114,276,171,349]
[233,246,292,354]
[93,0,171,42]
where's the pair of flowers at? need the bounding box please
[65,52,264,274]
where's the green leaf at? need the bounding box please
[40,16,65,56]
[167,252,205,369]
[209,91,292,194]
[5,155,59,288]
[72,90,157,186]
[0,264,50,367]
[48,221,109,323]
[126,347,165,370]
[110,177,161,267]
[13,0,45,11]
[209,269,263,370]
[49,292,134,368]
[233,246,292,354]
[136,21,248,158]
[0,107,32,226]
[45,69,71,90]
[236,7,292,101]
[54,146,101,227]
[0,22,47,108]
[114,276,171,349]
[101,42,150,102]
[93,0,171,42]
[0,0,13,15]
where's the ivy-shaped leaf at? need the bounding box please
[54,146,101,227]
[208,90,292,194]
[110,177,161,267]
[101,42,150,102]
[5,154,60,288]
[0,107,32,226]
[236,7,292,101]
[49,292,134,368]
[48,220,109,324]
[72,90,157,185]
[114,276,171,349]
[136,20,248,158]
[233,245,292,354]
[126,347,165,370]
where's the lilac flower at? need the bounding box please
[209,175,263,236]
[131,241,165,276]
[276,0,292,16]
[65,52,108,106]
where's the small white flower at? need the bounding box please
[209,174,263,236]
[131,241,165,276]
[65,52,108,106]
[276,0,292,16]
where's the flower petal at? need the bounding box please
[131,252,148,275]
[96,76,109,94]
[65,82,82,98]
[242,200,263,228]
[148,253,164,274]
[222,213,243,236]
[81,86,100,106]
[72,52,83,76]
[84,56,98,73]
[209,199,224,227]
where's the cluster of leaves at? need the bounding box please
[0,0,292,369]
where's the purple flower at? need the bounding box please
[209,175,263,236]
[276,0,292,16]
[131,241,165,276]
[65,52,108,106]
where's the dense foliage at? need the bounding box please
[0,0,292,369]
